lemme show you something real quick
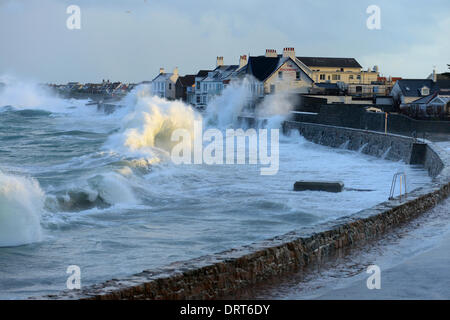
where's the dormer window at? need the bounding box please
[421,86,430,96]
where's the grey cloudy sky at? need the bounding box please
[0,0,449,83]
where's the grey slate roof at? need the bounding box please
[409,93,436,104]
[296,57,362,68]
[244,56,281,81]
[395,79,438,97]
[178,75,196,87]
[239,55,313,83]
[196,70,212,78]
[152,72,174,82]
[202,65,239,82]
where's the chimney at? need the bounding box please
[159,67,165,74]
[173,67,179,75]
[216,56,224,67]
[282,47,296,59]
[265,49,277,58]
[239,55,247,68]
[432,68,437,82]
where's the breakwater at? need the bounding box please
[41,121,450,300]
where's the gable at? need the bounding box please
[274,60,313,83]
[264,58,314,84]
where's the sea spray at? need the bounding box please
[105,89,201,159]
[0,171,44,247]
[0,76,58,110]
[255,90,296,129]
[205,78,252,128]
[0,76,88,113]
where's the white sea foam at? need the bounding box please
[0,75,86,113]
[89,172,138,205]
[205,78,252,128]
[105,87,201,160]
[0,171,44,247]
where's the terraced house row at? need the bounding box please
[151,47,385,109]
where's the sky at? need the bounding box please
[0,0,449,83]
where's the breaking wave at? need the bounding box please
[105,87,201,159]
[49,172,139,212]
[0,171,44,247]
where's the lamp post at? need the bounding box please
[385,112,388,134]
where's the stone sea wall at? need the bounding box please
[42,121,450,300]
[282,121,447,178]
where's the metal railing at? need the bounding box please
[389,172,407,201]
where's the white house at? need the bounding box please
[193,55,248,109]
[151,67,180,99]
[234,48,314,95]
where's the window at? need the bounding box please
[296,72,301,80]
[196,95,200,103]
[270,84,276,93]
[357,75,361,80]
[421,86,430,96]
[340,68,344,72]
[332,74,341,81]
[319,74,326,80]
[278,71,283,79]
[356,86,362,93]
[203,83,207,92]
[169,83,172,90]
[349,75,354,80]
[196,82,200,89]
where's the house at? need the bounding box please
[235,48,314,95]
[401,92,450,119]
[177,74,196,104]
[197,56,245,105]
[193,69,213,108]
[151,67,180,99]
[296,56,379,85]
[399,79,450,118]
[427,68,450,81]
[390,79,440,105]
[192,55,248,108]
[346,82,389,97]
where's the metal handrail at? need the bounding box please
[389,172,407,201]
